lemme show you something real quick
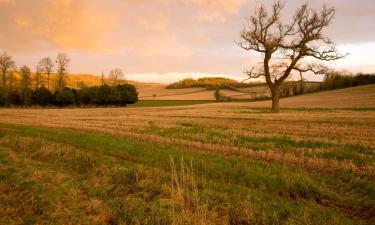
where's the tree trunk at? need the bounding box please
[271,87,280,112]
[2,71,5,88]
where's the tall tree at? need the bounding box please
[19,65,32,105]
[8,70,16,90]
[55,53,70,91]
[35,65,42,89]
[108,68,124,86]
[38,57,54,90]
[238,1,344,112]
[20,65,32,91]
[0,52,16,88]
[101,72,105,86]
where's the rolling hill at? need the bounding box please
[219,84,375,109]
[10,72,159,90]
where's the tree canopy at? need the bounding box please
[239,1,345,112]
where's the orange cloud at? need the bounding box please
[182,0,246,21]
[0,0,119,52]
[0,0,246,54]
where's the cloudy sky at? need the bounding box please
[1,0,374,83]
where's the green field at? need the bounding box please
[1,124,373,225]
[0,86,374,225]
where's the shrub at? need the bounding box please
[321,73,353,90]
[167,77,260,89]
[54,88,76,107]
[320,72,375,91]
[116,84,138,105]
[32,87,54,106]
[7,90,22,106]
[20,88,33,106]
[75,84,138,106]
[352,73,375,86]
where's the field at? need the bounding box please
[0,85,374,224]
[25,73,323,101]
[137,82,323,101]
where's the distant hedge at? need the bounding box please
[167,77,262,89]
[321,73,375,90]
[0,84,138,107]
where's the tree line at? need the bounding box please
[0,52,138,107]
[166,77,263,89]
[320,72,375,90]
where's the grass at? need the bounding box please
[0,86,374,224]
[0,123,374,224]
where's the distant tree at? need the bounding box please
[0,91,5,106]
[214,86,221,101]
[76,84,138,106]
[321,71,353,90]
[32,87,54,106]
[97,85,114,105]
[38,57,54,90]
[352,73,375,86]
[55,53,70,91]
[101,72,105,86]
[20,65,32,91]
[35,65,43,89]
[238,1,345,112]
[19,65,32,105]
[116,84,138,104]
[8,90,22,106]
[76,81,87,89]
[0,52,16,88]
[8,70,17,90]
[108,68,124,86]
[54,88,75,107]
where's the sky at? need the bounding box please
[1,0,375,83]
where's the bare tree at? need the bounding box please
[19,65,32,105]
[108,68,125,86]
[8,70,16,90]
[0,52,16,88]
[238,1,345,112]
[20,65,32,91]
[38,57,54,90]
[101,72,105,86]
[55,53,70,91]
[35,65,42,89]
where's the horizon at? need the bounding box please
[1,0,375,83]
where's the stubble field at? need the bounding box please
[0,85,374,225]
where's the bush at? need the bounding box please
[20,88,33,106]
[8,91,20,105]
[32,87,54,106]
[116,84,138,105]
[320,73,375,91]
[352,74,375,86]
[321,73,353,90]
[54,88,76,107]
[167,77,261,89]
[76,84,138,106]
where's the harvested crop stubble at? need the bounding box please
[0,85,374,224]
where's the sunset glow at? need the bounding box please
[1,0,374,82]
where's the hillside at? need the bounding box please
[64,74,160,89]
[10,73,159,89]
[10,73,325,101]
[138,82,322,101]
[227,84,375,109]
